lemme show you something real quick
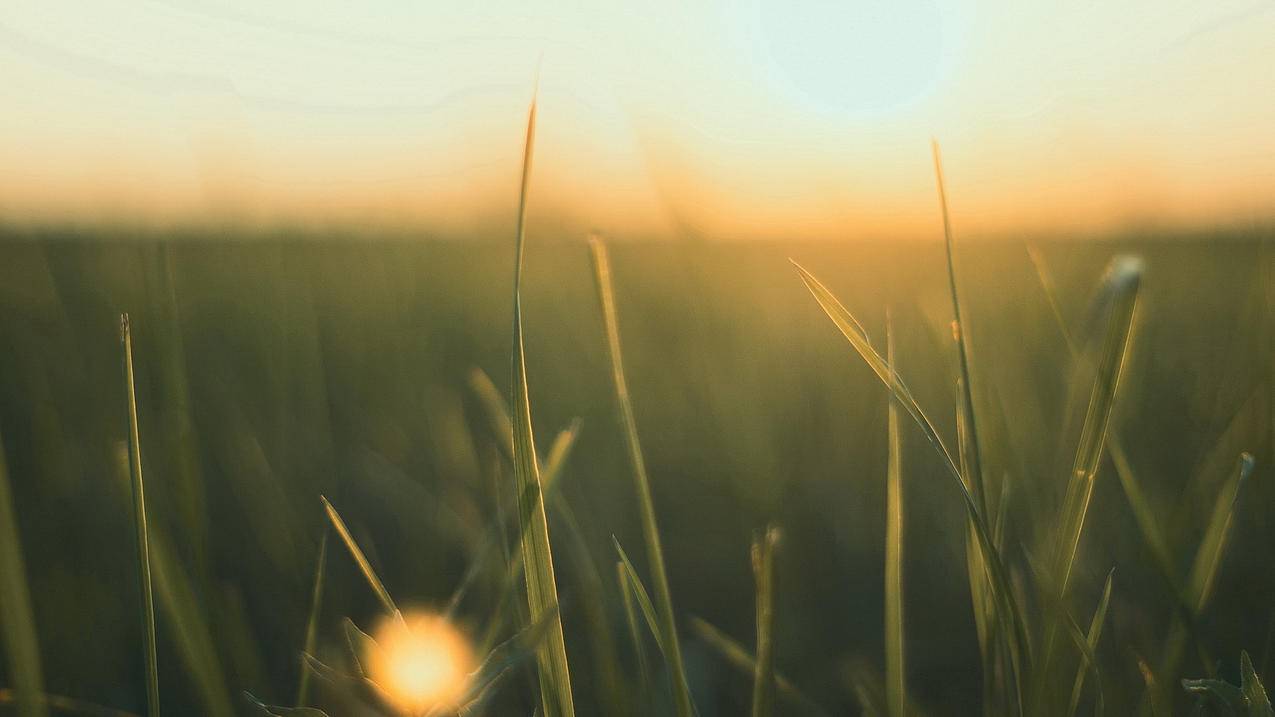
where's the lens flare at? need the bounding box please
[367,612,476,715]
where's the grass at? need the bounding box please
[509,94,576,717]
[120,313,161,717]
[590,236,695,717]
[884,316,906,717]
[0,122,1270,716]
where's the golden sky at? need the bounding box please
[2,0,1274,239]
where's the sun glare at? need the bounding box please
[368,612,476,715]
[759,0,947,115]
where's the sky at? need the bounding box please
[2,0,1274,239]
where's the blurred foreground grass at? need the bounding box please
[0,224,1271,714]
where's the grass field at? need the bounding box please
[0,219,1272,714]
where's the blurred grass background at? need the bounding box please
[0,225,1270,714]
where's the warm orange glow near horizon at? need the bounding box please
[2,1,1274,239]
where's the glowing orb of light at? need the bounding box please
[367,612,476,715]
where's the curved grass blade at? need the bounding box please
[618,561,652,691]
[591,237,694,717]
[751,527,780,717]
[1068,569,1114,716]
[689,618,832,717]
[121,314,161,717]
[791,260,1029,710]
[932,140,988,517]
[295,532,328,707]
[1050,256,1143,598]
[884,318,906,717]
[509,93,575,717]
[1242,650,1274,717]
[1036,257,1141,707]
[614,538,667,657]
[0,433,47,717]
[1186,452,1255,611]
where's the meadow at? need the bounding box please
[0,210,1271,715]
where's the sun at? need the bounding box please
[758,0,948,115]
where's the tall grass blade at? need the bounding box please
[1050,256,1142,598]
[295,532,328,707]
[689,618,830,716]
[0,433,47,717]
[106,446,232,717]
[509,93,576,717]
[791,260,1029,710]
[932,140,988,516]
[590,236,695,717]
[121,314,161,717]
[613,539,667,657]
[1069,570,1114,716]
[320,496,398,617]
[751,527,780,717]
[617,561,651,691]
[1038,257,1140,707]
[1186,452,1254,612]
[884,318,906,717]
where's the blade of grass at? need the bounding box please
[121,314,161,717]
[295,532,328,707]
[320,496,398,617]
[751,527,780,717]
[617,561,652,691]
[590,236,694,717]
[471,421,580,657]
[791,260,1029,711]
[932,140,988,518]
[0,433,47,717]
[1068,569,1114,716]
[1186,452,1254,610]
[689,618,831,717]
[107,446,233,717]
[1037,257,1141,707]
[1028,247,1179,588]
[1049,256,1142,598]
[509,92,575,717]
[613,538,667,657]
[884,318,906,717]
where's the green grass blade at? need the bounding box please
[1186,452,1254,612]
[1242,650,1274,716]
[0,433,47,717]
[1068,569,1114,716]
[689,618,831,717]
[121,314,161,717]
[320,496,398,616]
[932,140,988,517]
[1036,257,1140,709]
[1050,256,1142,598]
[106,445,232,717]
[613,539,667,657]
[617,561,652,691]
[552,496,627,713]
[884,318,906,717]
[509,93,575,717]
[792,260,1029,708]
[295,532,328,707]
[590,236,694,717]
[751,527,780,717]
